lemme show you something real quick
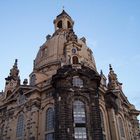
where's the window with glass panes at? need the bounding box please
[73,100,85,123]
[74,127,87,140]
[73,100,87,140]
[45,108,54,140]
[16,114,24,138]
[73,77,83,87]
[45,133,54,140]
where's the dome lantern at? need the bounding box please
[53,10,74,31]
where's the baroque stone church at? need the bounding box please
[0,10,139,140]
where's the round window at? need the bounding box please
[72,48,77,54]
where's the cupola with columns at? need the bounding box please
[53,10,74,31]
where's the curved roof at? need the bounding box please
[34,29,96,71]
[57,10,72,19]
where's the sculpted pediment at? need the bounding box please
[4,86,40,104]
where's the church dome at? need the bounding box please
[32,10,97,85]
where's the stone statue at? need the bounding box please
[108,64,120,90]
[66,28,77,42]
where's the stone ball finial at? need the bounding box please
[46,34,51,41]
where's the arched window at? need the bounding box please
[118,117,125,139]
[57,20,62,29]
[72,56,79,64]
[67,21,72,28]
[16,114,24,138]
[42,47,48,56]
[45,108,54,140]
[73,100,85,123]
[100,110,106,140]
[73,76,83,87]
[7,90,12,97]
[73,100,87,140]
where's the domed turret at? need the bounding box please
[31,10,97,86]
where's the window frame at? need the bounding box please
[45,133,54,140]
[73,100,87,140]
[57,20,62,29]
[16,114,24,139]
[72,47,77,54]
[45,107,55,140]
[73,100,86,124]
[72,76,83,87]
[74,127,87,140]
[118,117,125,139]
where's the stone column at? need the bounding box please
[30,105,39,140]
[107,108,119,140]
[91,93,104,140]
[54,92,73,140]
